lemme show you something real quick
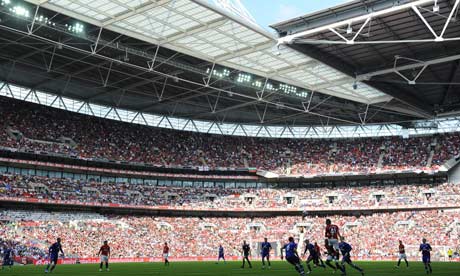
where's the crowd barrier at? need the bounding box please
[1,196,458,213]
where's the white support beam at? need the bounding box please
[102,0,171,27]
[162,17,228,43]
[313,77,351,89]
[23,0,392,106]
[278,0,436,44]
[440,0,460,38]
[412,6,439,40]
[268,60,318,76]
[277,68,392,104]
[214,42,273,62]
[9,82,460,139]
[21,0,220,66]
[357,53,460,80]
[33,0,50,4]
[291,37,460,44]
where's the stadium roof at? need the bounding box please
[22,0,390,104]
[0,0,405,129]
[273,0,460,120]
[0,0,459,138]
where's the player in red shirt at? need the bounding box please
[395,240,409,268]
[314,242,326,268]
[97,241,110,272]
[163,242,170,266]
[325,219,341,251]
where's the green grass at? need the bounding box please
[3,261,460,276]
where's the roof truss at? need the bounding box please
[23,0,391,104]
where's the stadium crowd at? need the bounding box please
[1,174,460,210]
[1,96,460,175]
[1,97,460,263]
[0,209,458,260]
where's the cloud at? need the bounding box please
[275,4,304,23]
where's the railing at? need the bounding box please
[2,197,459,213]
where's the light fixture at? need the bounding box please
[236,73,251,83]
[65,23,84,34]
[346,22,353,34]
[11,6,30,18]
[433,0,439,12]
[74,23,84,33]
[1,0,11,6]
[273,43,281,56]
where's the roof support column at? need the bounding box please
[27,5,40,34]
[91,27,104,54]
[205,62,215,87]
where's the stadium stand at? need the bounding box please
[0,209,459,260]
[1,96,460,264]
[1,174,460,210]
[1,96,459,175]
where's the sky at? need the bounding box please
[240,0,353,31]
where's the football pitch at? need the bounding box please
[3,261,460,276]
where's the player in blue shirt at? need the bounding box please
[303,239,325,273]
[261,238,272,269]
[419,238,433,274]
[45,238,64,273]
[2,243,13,271]
[281,237,306,276]
[216,245,226,264]
[338,237,364,276]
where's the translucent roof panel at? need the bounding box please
[29,0,393,104]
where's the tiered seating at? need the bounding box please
[1,174,460,210]
[1,96,459,175]
[1,209,458,259]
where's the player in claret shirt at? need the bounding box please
[314,242,326,268]
[98,240,111,272]
[395,240,409,268]
[419,238,433,274]
[163,242,170,266]
[303,239,325,273]
[325,219,341,252]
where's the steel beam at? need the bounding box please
[102,0,171,26]
[22,0,390,105]
[442,60,460,105]
[357,54,460,80]
[278,0,436,44]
